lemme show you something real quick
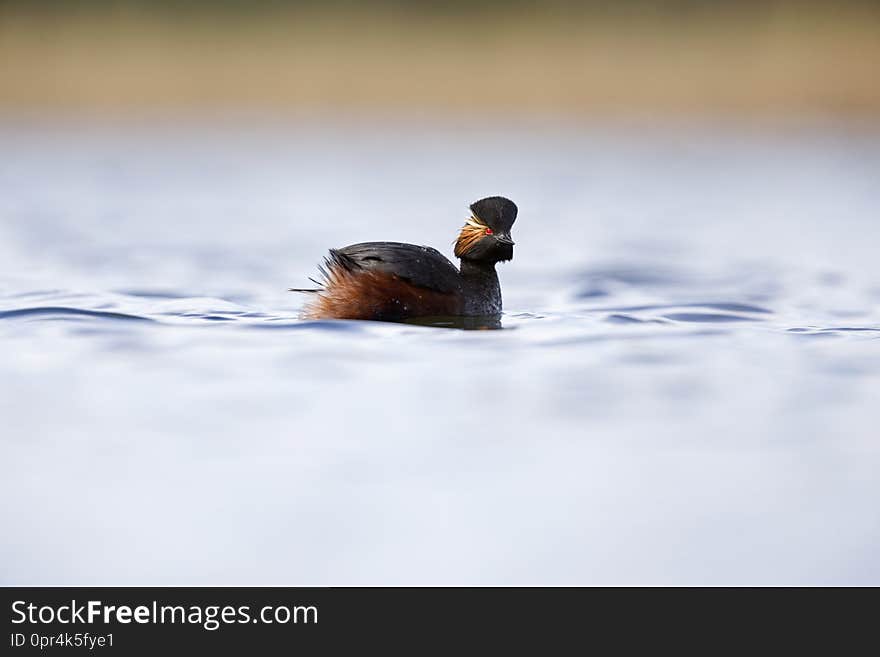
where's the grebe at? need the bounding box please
[293,196,517,323]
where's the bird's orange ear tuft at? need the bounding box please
[454,215,488,258]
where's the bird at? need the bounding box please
[292,196,517,324]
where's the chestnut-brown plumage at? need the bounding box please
[294,196,517,322]
[302,254,461,321]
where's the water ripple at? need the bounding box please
[662,312,760,323]
[604,313,667,324]
[0,307,153,322]
[248,319,367,332]
[597,302,772,314]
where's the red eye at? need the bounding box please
[485,228,493,235]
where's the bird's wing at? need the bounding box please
[329,242,461,295]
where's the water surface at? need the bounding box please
[1,119,878,584]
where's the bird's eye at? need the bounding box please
[485,228,493,235]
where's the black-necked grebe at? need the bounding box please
[293,196,517,322]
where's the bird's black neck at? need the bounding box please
[459,259,501,316]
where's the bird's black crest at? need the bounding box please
[469,196,517,232]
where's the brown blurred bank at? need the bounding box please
[1,1,879,120]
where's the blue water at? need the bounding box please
[1,119,879,584]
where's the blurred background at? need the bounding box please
[2,1,879,586]
[2,0,879,121]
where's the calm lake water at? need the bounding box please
[1,118,878,584]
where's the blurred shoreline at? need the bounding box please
[2,3,879,121]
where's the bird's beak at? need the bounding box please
[495,233,515,246]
